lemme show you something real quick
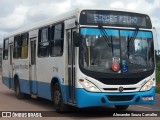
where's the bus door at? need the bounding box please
[9,43,14,89]
[67,29,76,103]
[29,38,37,94]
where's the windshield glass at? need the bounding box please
[79,28,154,74]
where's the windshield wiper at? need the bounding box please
[127,27,139,58]
[98,25,112,47]
[129,27,139,44]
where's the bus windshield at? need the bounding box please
[79,28,154,74]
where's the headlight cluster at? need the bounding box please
[79,79,101,92]
[140,78,155,91]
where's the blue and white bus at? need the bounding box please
[2,8,156,112]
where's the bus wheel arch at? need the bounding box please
[50,77,69,112]
[14,74,25,99]
[51,78,59,100]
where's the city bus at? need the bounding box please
[2,8,156,112]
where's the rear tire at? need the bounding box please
[15,80,25,99]
[53,83,69,112]
[115,105,129,110]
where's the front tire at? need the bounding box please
[53,83,69,112]
[115,105,129,110]
[15,80,25,99]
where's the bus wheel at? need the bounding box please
[15,80,25,99]
[115,105,129,110]
[53,83,68,112]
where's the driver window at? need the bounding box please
[90,36,112,66]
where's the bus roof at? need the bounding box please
[4,7,150,39]
[4,9,78,38]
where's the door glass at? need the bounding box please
[10,45,13,65]
[68,32,71,65]
[72,31,76,65]
[31,41,36,65]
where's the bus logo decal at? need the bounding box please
[118,86,124,92]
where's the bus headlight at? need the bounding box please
[140,78,155,91]
[79,79,101,92]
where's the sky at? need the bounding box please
[0,0,160,49]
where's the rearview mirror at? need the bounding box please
[73,32,83,47]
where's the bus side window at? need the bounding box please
[13,35,21,59]
[50,23,64,57]
[21,33,28,59]
[3,39,9,60]
[38,27,49,57]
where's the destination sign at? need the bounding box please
[93,14,141,25]
[80,10,152,29]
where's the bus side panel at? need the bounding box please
[19,79,30,94]
[13,59,30,94]
[2,55,11,89]
[36,57,65,100]
[2,77,11,88]
[37,81,51,100]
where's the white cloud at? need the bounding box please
[109,0,160,14]
[0,5,29,30]
[110,1,124,9]
[70,0,98,8]
[0,31,8,43]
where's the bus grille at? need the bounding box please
[97,78,143,85]
[107,95,134,101]
[103,88,136,91]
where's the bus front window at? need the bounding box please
[79,28,154,74]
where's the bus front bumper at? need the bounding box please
[76,87,156,108]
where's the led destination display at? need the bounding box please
[80,10,152,29]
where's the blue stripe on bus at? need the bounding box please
[19,79,30,94]
[120,30,152,38]
[20,79,52,100]
[2,77,68,102]
[2,77,155,108]
[2,77,11,88]
[80,28,152,38]
[76,87,155,108]
[81,28,119,36]
[2,77,52,100]
[37,81,51,100]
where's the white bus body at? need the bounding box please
[2,8,156,112]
